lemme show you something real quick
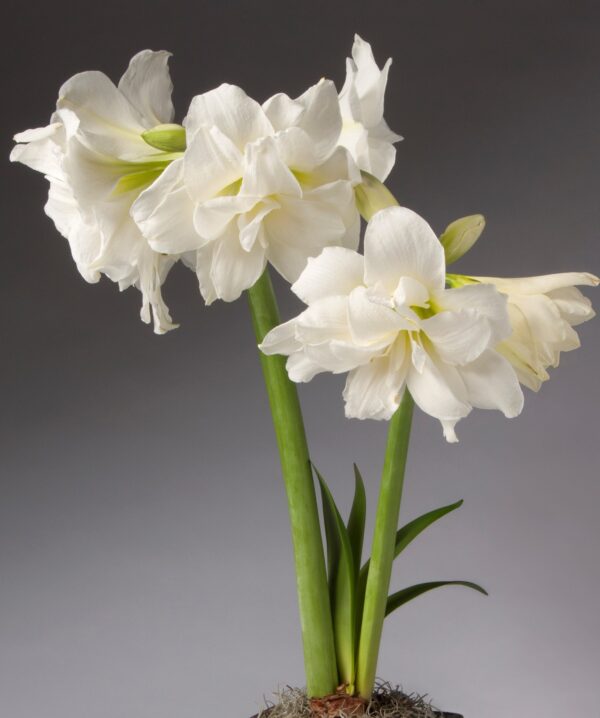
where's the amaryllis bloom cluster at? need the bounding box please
[11,38,597,442]
[10,50,183,333]
[133,81,361,303]
[261,207,525,441]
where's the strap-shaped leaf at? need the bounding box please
[357,500,464,605]
[347,465,366,577]
[315,466,357,691]
[385,581,488,617]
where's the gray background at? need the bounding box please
[1,1,599,716]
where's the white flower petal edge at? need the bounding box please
[338,34,402,182]
[10,50,183,333]
[473,272,599,390]
[261,206,524,442]
[133,81,361,305]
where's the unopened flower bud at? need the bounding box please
[142,123,186,153]
[439,214,485,265]
[354,171,398,221]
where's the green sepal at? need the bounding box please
[141,123,187,153]
[385,580,488,617]
[439,214,486,265]
[314,465,357,692]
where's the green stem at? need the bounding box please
[356,391,415,699]
[247,269,338,697]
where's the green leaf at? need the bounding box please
[315,465,357,691]
[347,465,367,577]
[358,500,464,603]
[386,581,488,616]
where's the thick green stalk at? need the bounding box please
[356,391,415,699]
[247,269,338,697]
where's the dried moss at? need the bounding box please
[256,682,443,718]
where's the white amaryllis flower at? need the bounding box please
[338,35,402,182]
[10,50,184,333]
[469,273,599,390]
[260,206,523,442]
[132,81,360,304]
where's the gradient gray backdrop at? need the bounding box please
[2,2,599,716]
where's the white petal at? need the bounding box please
[183,125,243,201]
[194,194,259,243]
[10,122,64,177]
[136,246,178,334]
[287,350,328,382]
[546,286,596,326]
[185,84,273,149]
[348,286,407,346]
[259,318,301,355]
[434,283,511,345]
[475,272,599,295]
[406,348,471,441]
[348,35,390,127]
[393,276,430,309]
[458,350,524,418]
[294,296,351,344]
[132,158,200,253]
[193,244,218,305]
[363,133,398,182]
[421,309,493,365]
[262,93,304,131]
[343,339,409,420]
[264,190,349,282]
[57,70,149,157]
[305,340,375,374]
[238,198,279,251]
[291,246,364,304]
[364,206,445,293]
[209,222,267,302]
[240,135,301,197]
[117,50,174,126]
[293,79,342,164]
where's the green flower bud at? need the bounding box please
[439,214,486,265]
[141,123,186,153]
[354,171,399,221]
